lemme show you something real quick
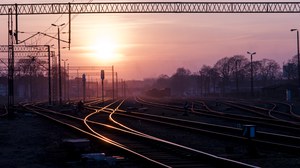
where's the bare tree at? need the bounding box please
[214,57,230,94]
[16,57,46,77]
[258,59,280,86]
[199,65,211,95]
[154,74,170,89]
[228,55,249,93]
[170,68,191,96]
[199,65,220,95]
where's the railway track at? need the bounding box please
[21,101,257,168]
[136,97,300,134]
[275,101,300,120]
[133,97,300,152]
[220,101,300,124]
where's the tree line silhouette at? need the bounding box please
[152,55,298,98]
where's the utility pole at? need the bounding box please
[62,59,68,101]
[51,23,65,105]
[235,59,240,96]
[291,29,300,89]
[47,45,51,105]
[8,8,14,117]
[247,51,256,97]
[51,51,58,103]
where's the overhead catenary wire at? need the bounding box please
[35,0,94,47]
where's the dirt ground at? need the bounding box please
[0,112,78,168]
[0,110,142,168]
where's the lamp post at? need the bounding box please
[291,29,300,88]
[62,59,68,101]
[51,23,65,105]
[247,51,256,97]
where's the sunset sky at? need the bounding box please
[0,0,299,80]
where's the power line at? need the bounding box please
[37,0,94,47]
[31,0,76,45]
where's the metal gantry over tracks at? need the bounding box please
[1,2,300,15]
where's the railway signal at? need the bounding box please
[101,70,104,102]
[82,73,86,102]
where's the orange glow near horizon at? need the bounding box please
[72,18,126,65]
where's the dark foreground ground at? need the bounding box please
[0,110,142,168]
[0,112,76,168]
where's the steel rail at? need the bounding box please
[23,103,172,168]
[85,102,259,168]
[127,98,300,153]
[223,101,300,125]
[25,103,160,138]
[136,97,300,133]
[112,108,300,149]
[27,101,209,168]
[222,101,271,117]
[83,100,171,167]
[84,100,128,147]
[198,99,300,128]
[105,98,300,146]
[23,102,259,168]
[1,2,300,15]
[230,102,300,125]
[84,100,300,152]
[267,103,300,124]
[197,100,224,115]
[137,97,274,124]
[85,103,300,162]
[276,101,300,120]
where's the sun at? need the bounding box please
[91,36,119,63]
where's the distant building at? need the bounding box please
[261,83,298,100]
